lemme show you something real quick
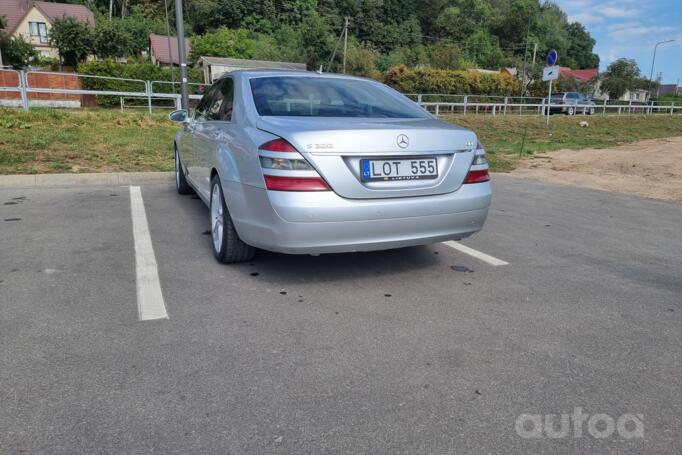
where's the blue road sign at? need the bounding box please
[546,49,558,66]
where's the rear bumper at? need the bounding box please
[225,180,491,254]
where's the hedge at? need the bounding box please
[382,65,521,96]
[77,59,205,107]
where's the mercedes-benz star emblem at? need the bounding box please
[397,134,409,148]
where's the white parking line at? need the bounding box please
[443,241,509,266]
[130,186,168,321]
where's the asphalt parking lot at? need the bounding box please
[1,175,680,454]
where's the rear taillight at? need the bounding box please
[464,169,490,183]
[472,140,487,166]
[259,137,331,191]
[464,139,490,184]
[263,175,330,191]
[260,138,298,153]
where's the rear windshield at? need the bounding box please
[249,76,428,118]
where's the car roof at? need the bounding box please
[216,69,377,83]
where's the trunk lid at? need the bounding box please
[257,117,477,199]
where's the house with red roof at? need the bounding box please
[0,0,94,58]
[558,67,598,84]
[149,33,191,66]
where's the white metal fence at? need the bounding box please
[404,93,680,116]
[0,69,206,112]
[1,69,679,116]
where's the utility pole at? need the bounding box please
[174,0,189,110]
[649,39,674,96]
[163,0,175,93]
[342,17,349,74]
[656,72,662,97]
[521,15,531,95]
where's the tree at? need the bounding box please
[368,17,422,53]
[600,58,642,99]
[494,0,541,54]
[189,28,256,62]
[280,0,318,24]
[466,30,503,69]
[0,34,38,68]
[536,3,570,66]
[49,17,94,67]
[299,12,334,69]
[344,43,379,77]
[566,22,599,69]
[435,0,491,42]
[69,0,602,87]
[94,19,134,58]
[425,43,464,69]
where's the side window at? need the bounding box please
[194,85,218,122]
[219,78,234,121]
[206,78,234,122]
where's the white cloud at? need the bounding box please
[568,13,605,24]
[600,6,640,18]
[608,24,676,40]
[556,0,680,82]
[557,0,594,8]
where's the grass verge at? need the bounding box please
[445,114,682,171]
[0,108,177,174]
[1,108,681,174]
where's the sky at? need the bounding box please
[553,0,682,84]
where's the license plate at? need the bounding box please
[361,158,438,181]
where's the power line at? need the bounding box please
[420,34,534,51]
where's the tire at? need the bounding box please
[588,107,595,115]
[567,106,575,116]
[209,175,255,263]
[175,147,193,195]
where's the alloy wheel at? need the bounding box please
[211,183,224,253]
[175,151,180,189]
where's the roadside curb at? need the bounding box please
[0,172,174,189]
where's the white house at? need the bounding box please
[195,56,307,83]
[0,0,94,58]
[620,89,650,103]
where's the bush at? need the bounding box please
[382,65,521,95]
[77,59,204,107]
[189,28,256,63]
[93,20,135,59]
[49,17,94,67]
[33,56,60,71]
[0,34,38,68]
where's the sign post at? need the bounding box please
[543,50,559,125]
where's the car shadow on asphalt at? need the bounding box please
[174,189,443,283]
[234,247,441,284]
[191,227,445,284]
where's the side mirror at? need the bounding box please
[169,109,188,123]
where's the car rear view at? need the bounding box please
[234,74,491,255]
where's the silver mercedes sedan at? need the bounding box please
[169,70,491,263]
